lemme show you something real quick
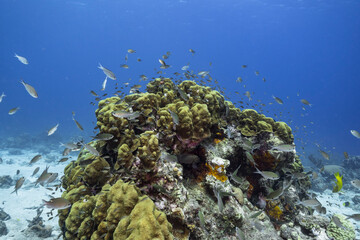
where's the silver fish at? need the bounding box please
[43,197,71,209]
[296,198,321,207]
[81,142,100,157]
[272,95,283,104]
[271,144,295,152]
[12,177,25,194]
[254,167,279,180]
[47,123,59,136]
[35,166,51,186]
[31,167,40,176]
[8,107,20,115]
[319,149,330,160]
[46,173,58,184]
[351,179,360,189]
[266,187,284,200]
[14,53,28,64]
[20,80,38,98]
[246,152,257,166]
[350,130,360,139]
[72,116,84,131]
[345,213,360,221]
[112,110,141,120]
[300,99,312,106]
[101,76,108,91]
[29,154,42,165]
[91,133,114,141]
[0,92,6,103]
[98,63,116,80]
[168,109,179,125]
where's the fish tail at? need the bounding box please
[14,53,18,57]
[98,63,103,69]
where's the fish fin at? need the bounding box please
[98,63,103,69]
[14,53,18,57]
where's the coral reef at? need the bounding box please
[326,214,355,240]
[58,78,324,239]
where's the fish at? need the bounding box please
[319,149,330,160]
[43,197,71,209]
[29,154,42,165]
[345,213,360,221]
[296,198,321,207]
[98,63,116,80]
[213,189,224,212]
[168,109,179,125]
[332,172,343,193]
[176,87,189,101]
[101,76,108,91]
[198,210,205,229]
[254,167,279,180]
[245,91,252,101]
[16,169,20,175]
[236,77,242,83]
[81,142,100,157]
[230,165,242,184]
[242,65,247,68]
[249,211,263,219]
[272,95,283,104]
[91,133,114,141]
[120,64,129,69]
[266,187,284,200]
[332,216,347,229]
[46,173,58,184]
[20,80,38,98]
[31,167,40,176]
[72,114,84,131]
[189,49,195,55]
[60,142,80,150]
[35,166,51,186]
[350,130,360,139]
[291,172,308,180]
[8,107,20,115]
[137,58,142,62]
[343,152,349,159]
[0,92,6,103]
[350,179,360,189]
[58,157,69,163]
[62,148,71,156]
[300,99,312,106]
[235,227,245,240]
[271,144,295,152]
[12,177,25,194]
[90,90,98,96]
[47,123,59,136]
[312,171,318,180]
[127,49,136,53]
[245,152,257,166]
[112,110,141,120]
[14,53,28,64]
[198,71,209,76]
[181,65,189,71]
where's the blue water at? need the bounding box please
[1,0,360,159]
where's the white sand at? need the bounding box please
[0,149,77,240]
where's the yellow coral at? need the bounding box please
[205,163,228,182]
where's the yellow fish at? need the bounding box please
[332,172,343,193]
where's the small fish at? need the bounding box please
[255,71,259,76]
[242,65,247,68]
[296,198,321,207]
[312,171,318,180]
[91,133,114,141]
[29,154,42,165]
[345,213,360,221]
[249,211,263,219]
[272,95,283,104]
[31,167,40,176]
[189,49,195,55]
[236,77,242,83]
[46,173,58,184]
[81,143,100,157]
[14,53,28,64]
[181,65,189,71]
[35,166,51,186]
[90,90,98,96]
[266,186,284,200]
[245,152,257,166]
[245,91,252,101]
[62,148,71,156]
[137,58,142,62]
[112,111,141,120]
[58,157,69,163]
[120,64,129,69]
[271,144,295,152]
[292,172,308,180]
[319,149,330,160]
[230,165,242,184]
[47,123,59,136]
[235,227,245,240]
[127,49,136,53]
[350,179,360,189]
[343,152,349,159]
[350,130,360,139]
[176,87,189,101]
[198,210,205,229]
[343,202,350,207]
[8,107,20,115]
[43,197,71,209]
[332,216,347,229]
[168,109,179,125]
[60,142,79,150]
[12,177,25,194]
[254,167,279,180]
[101,76,108,91]
[72,114,84,131]
[98,63,116,80]
[0,92,6,103]
[20,80,38,98]
[300,99,312,107]
[79,158,96,167]
[213,189,224,212]
[16,169,20,175]
[198,71,209,76]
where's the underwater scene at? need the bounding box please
[0,0,360,239]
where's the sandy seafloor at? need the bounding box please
[0,148,78,240]
[0,148,360,239]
